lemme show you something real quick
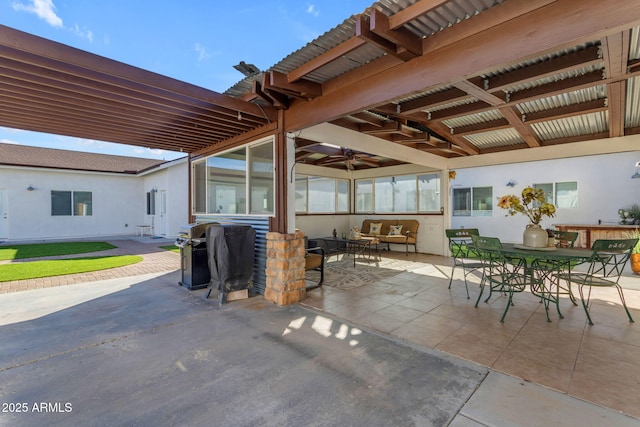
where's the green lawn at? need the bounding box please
[0,255,143,282]
[0,241,116,261]
[160,245,180,253]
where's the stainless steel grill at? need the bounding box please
[175,222,217,248]
[176,222,217,290]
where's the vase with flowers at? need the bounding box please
[497,187,557,248]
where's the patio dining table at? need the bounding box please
[311,236,379,267]
[499,243,593,321]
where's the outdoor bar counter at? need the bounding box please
[555,224,638,248]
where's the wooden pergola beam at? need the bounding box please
[355,14,416,61]
[269,71,322,99]
[286,37,366,83]
[286,0,640,132]
[602,31,630,137]
[369,8,422,57]
[0,26,275,122]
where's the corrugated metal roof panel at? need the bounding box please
[225,75,263,99]
[463,128,523,149]
[503,64,604,94]
[629,26,640,61]
[443,109,503,128]
[393,85,455,104]
[270,12,388,83]
[379,0,505,37]
[517,86,606,114]
[426,97,479,113]
[531,112,608,141]
[481,42,602,81]
[225,0,505,95]
[626,76,640,128]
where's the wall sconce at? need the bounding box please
[632,171,640,179]
[506,180,517,187]
[27,185,34,191]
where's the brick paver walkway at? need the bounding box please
[0,239,180,294]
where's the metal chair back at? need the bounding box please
[587,238,637,281]
[446,228,480,256]
[445,228,481,298]
[471,235,528,322]
[553,230,578,248]
[556,238,638,325]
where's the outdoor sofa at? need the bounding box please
[360,219,419,255]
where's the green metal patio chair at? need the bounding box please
[446,228,482,298]
[534,230,581,306]
[553,230,579,248]
[471,235,530,323]
[554,238,638,325]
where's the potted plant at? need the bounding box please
[627,228,640,274]
[630,204,640,225]
[497,187,557,248]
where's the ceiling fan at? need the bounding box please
[316,148,379,170]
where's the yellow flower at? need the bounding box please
[497,187,556,225]
[497,195,512,209]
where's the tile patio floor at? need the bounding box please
[301,251,640,420]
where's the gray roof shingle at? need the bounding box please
[0,143,167,174]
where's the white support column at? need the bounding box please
[286,132,297,234]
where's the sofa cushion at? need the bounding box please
[369,222,383,235]
[388,225,403,236]
[360,219,419,254]
[361,219,418,243]
[305,253,323,270]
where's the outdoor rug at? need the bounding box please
[306,253,412,290]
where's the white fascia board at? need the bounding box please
[448,135,640,169]
[138,157,188,176]
[0,164,137,178]
[299,123,640,172]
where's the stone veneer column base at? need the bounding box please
[264,230,306,306]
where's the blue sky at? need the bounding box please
[0,0,373,160]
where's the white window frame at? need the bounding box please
[355,173,442,214]
[452,186,493,217]
[295,175,350,214]
[533,181,578,209]
[191,137,275,215]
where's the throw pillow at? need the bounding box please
[389,225,403,236]
[369,222,383,235]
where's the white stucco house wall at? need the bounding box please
[449,151,640,247]
[295,149,640,256]
[0,143,188,242]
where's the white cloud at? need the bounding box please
[12,0,96,44]
[12,0,63,28]
[194,43,212,62]
[70,24,93,43]
[306,3,319,17]
[133,147,168,158]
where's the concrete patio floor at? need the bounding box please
[1,238,639,425]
